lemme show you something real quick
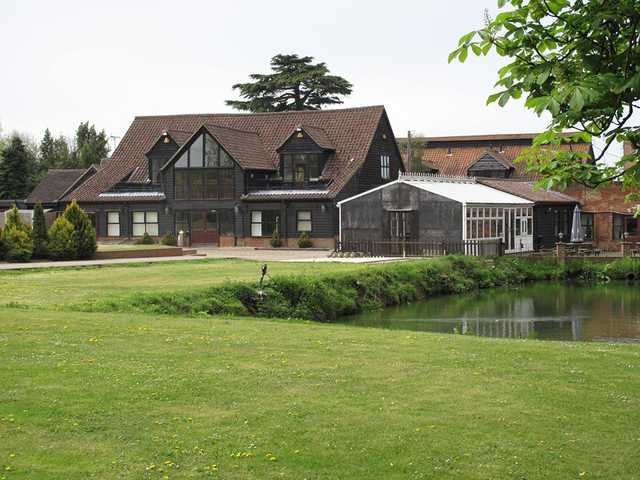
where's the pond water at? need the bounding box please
[341,283,640,342]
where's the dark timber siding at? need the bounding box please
[467,153,510,178]
[81,202,170,239]
[147,138,179,184]
[533,204,576,249]
[341,183,462,242]
[279,134,325,153]
[357,112,404,193]
[240,201,336,239]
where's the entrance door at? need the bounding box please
[388,211,417,255]
[189,210,219,245]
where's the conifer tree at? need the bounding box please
[62,200,96,259]
[32,203,48,258]
[0,135,31,199]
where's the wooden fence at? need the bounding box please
[337,238,504,258]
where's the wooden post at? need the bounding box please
[621,241,633,257]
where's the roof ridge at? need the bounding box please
[203,123,260,135]
[400,172,476,184]
[133,105,385,120]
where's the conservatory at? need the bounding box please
[338,173,535,254]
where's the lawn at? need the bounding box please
[0,258,368,309]
[1,259,639,479]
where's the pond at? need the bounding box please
[341,283,640,342]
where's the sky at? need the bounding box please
[0,0,623,159]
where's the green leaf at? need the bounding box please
[498,92,511,107]
[569,88,585,112]
[458,47,469,63]
[447,49,460,63]
[471,44,482,56]
[458,31,476,46]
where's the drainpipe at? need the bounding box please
[338,203,342,246]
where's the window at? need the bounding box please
[296,211,312,232]
[581,213,594,241]
[281,153,325,183]
[132,211,158,236]
[107,212,120,237]
[613,214,624,240]
[174,133,234,200]
[380,154,390,180]
[251,211,278,237]
[614,214,638,239]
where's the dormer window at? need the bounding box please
[281,153,325,183]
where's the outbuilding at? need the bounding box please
[337,173,535,255]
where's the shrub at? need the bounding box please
[136,232,155,245]
[32,203,48,258]
[4,205,29,233]
[62,200,97,259]
[297,231,312,248]
[47,216,76,260]
[160,233,177,246]
[2,225,34,262]
[270,230,283,248]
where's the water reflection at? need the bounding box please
[342,283,640,342]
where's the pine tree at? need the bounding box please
[73,122,110,168]
[40,128,56,170]
[0,136,31,199]
[226,54,353,112]
[32,203,48,258]
[62,200,96,259]
[53,135,73,168]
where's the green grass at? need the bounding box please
[0,258,639,479]
[0,258,368,309]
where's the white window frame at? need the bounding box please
[380,154,391,180]
[132,211,159,237]
[251,211,263,237]
[296,210,312,232]
[107,211,120,237]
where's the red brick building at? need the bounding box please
[401,133,639,251]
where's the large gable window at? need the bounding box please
[174,133,234,200]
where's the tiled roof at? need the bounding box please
[470,150,515,170]
[420,142,592,180]
[204,124,272,170]
[421,132,578,143]
[477,179,578,204]
[27,167,96,204]
[68,106,386,202]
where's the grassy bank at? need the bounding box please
[76,256,640,321]
[0,258,368,309]
[1,307,640,479]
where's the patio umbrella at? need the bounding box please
[570,205,584,242]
